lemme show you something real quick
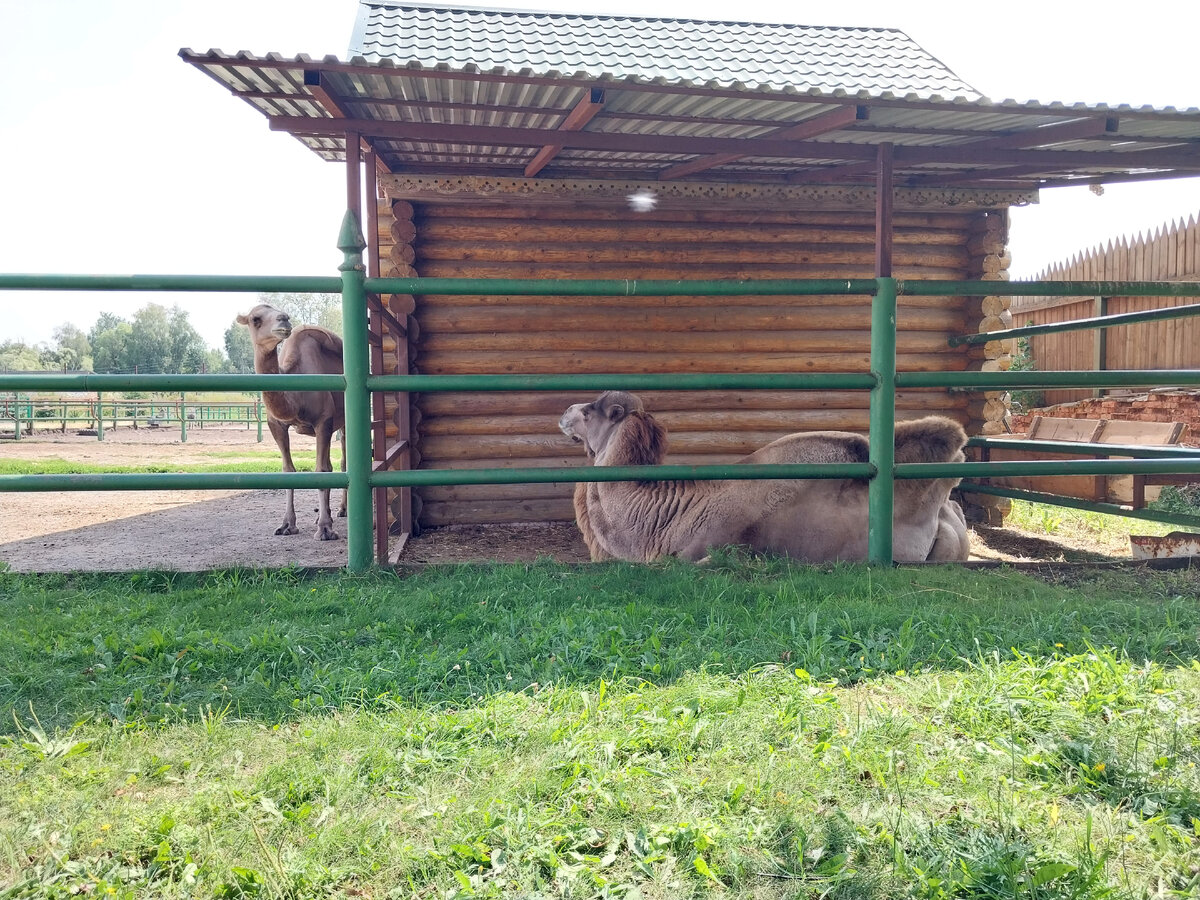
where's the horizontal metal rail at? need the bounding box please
[0,472,347,493]
[967,436,1200,459]
[898,280,1200,298]
[960,484,1200,530]
[0,374,345,392]
[10,458,1198,493]
[898,370,1200,390]
[899,459,1200,479]
[0,274,341,293]
[950,300,1200,347]
[370,462,875,488]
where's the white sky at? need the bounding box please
[2,0,1199,352]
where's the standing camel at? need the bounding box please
[237,303,346,541]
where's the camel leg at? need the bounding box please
[313,420,339,541]
[268,418,300,536]
[337,428,347,518]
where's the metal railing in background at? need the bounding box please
[2,210,1200,571]
[0,395,264,441]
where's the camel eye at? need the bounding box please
[252,317,261,326]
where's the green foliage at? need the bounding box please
[3,562,1200,897]
[0,339,44,372]
[1151,483,1200,517]
[1007,331,1045,412]
[82,304,217,377]
[223,319,256,372]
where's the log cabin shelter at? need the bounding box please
[182,1,1200,550]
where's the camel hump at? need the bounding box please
[293,325,343,356]
[894,416,967,464]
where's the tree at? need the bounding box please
[224,320,256,372]
[52,323,92,370]
[0,340,43,371]
[88,312,127,346]
[91,321,133,373]
[167,306,208,374]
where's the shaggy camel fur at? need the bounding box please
[560,391,970,563]
[237,304,346,541]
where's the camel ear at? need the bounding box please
[606,403,625,422]
[235,314,249,325]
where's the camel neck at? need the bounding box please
[254,346,282,375]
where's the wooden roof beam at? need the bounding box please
[525,88,605,177]
[269,114,1200,171]
[658,105,865,180]
[304,70,393,176]
[959,115,1118,150]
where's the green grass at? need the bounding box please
[1004,500,1177,556]
[0,451,343,476]
[3,558,1200,898]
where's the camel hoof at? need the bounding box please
[275,523,300,536]
[315,525,340,541]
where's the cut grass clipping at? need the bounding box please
[2,558,1199,897]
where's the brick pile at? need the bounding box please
[1008,390,1200,444]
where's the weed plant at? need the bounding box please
[2,559,1199,898]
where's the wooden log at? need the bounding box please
[415,389,967,417]
[385,264,418,279]
[391,200,415,220]
[419,498,577,527]
[389,218,417,243]
[409,350,956,375]
[414,304,963,333]
[420,482,577,503]
[414,219,964,247]
[417,421,900,461]
[410,292,958,310]
[413,405,966,437]
[386,294,417,315]
[413,330,954,355]
[412,260,967,281]
[415,205,979,230]
[415,240,969,268]
[389,243,417,266]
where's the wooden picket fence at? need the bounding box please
[1012,214,1200,405]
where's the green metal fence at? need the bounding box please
[3,210,1200,571]
[0,395,264,441]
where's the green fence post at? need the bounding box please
[256,394,263,442]
[13,393,21,442]
[339,210,374,571]
[867,277,897,565]
[97,393,104,441]
[180,392,187,442]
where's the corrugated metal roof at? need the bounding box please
[348,2,984,101]
[178,4,1200,192]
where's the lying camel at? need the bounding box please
[237,303,346,541]
[560,391,970,563]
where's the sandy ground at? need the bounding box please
[0,427,1125,573]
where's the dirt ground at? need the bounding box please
[0,427,1129,573]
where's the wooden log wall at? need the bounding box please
[1012,214,1200,406]
[382,200,995,528]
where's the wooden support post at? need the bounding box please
[1093,295,1109,398]
[875,143,894,277]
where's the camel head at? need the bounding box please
[560,391,664,465]
[236,303,293,350]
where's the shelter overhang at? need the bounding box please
[181,48,1200,193]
